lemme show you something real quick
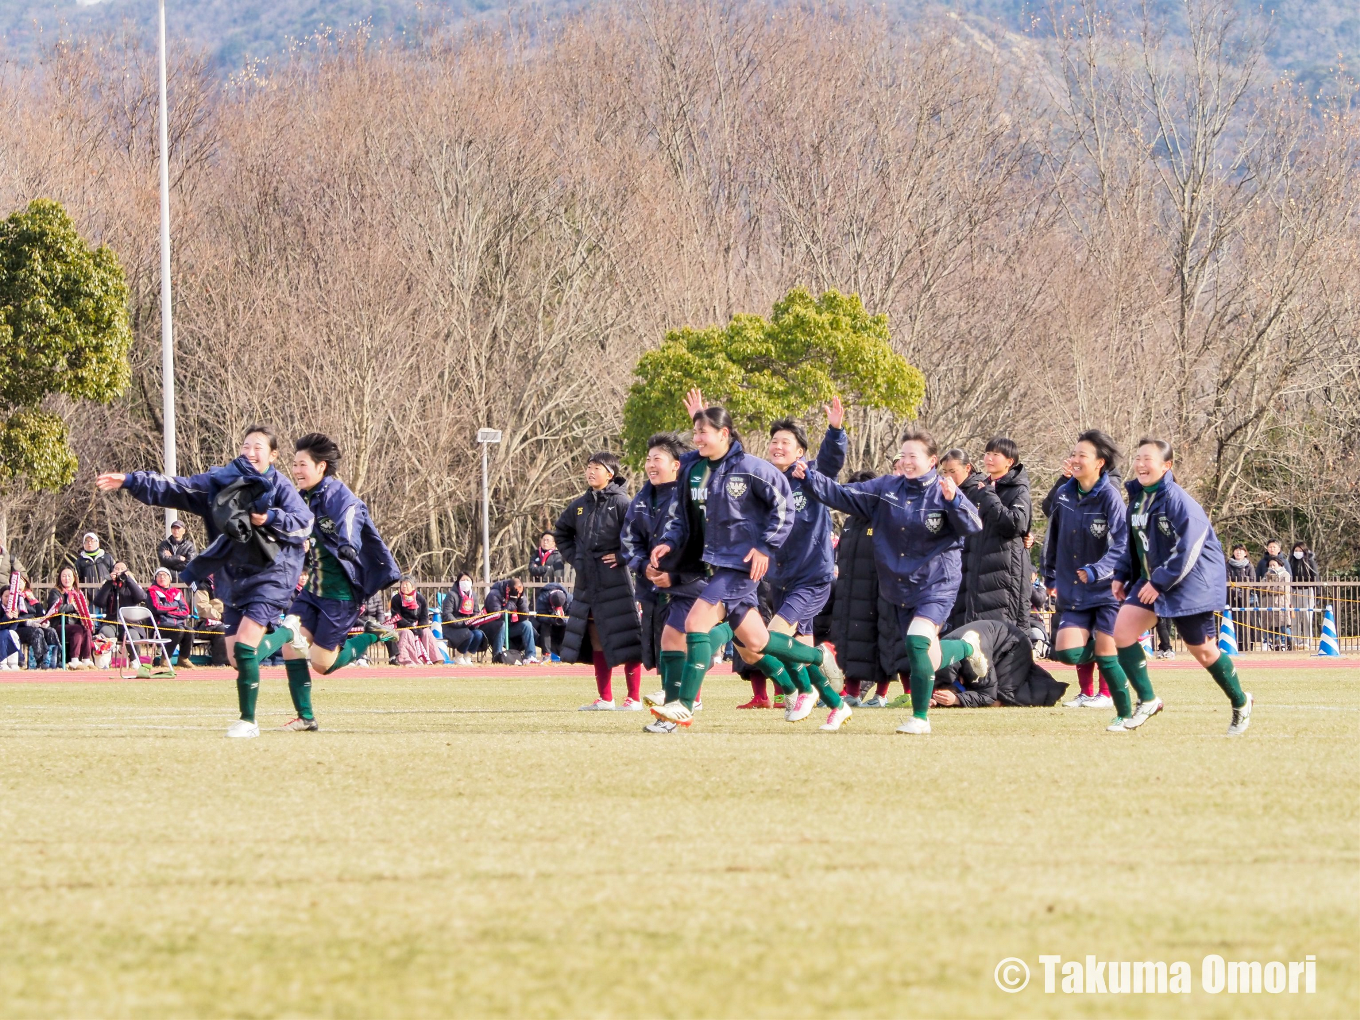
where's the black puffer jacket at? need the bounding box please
[933,619,1066,707]
[828,516,883,685]
[553,477,643,667]
[951,465,1032,630]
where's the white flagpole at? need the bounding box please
[157,0,177,532]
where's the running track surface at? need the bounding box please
[1,654,1354,684]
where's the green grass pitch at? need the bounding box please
[1,663,1356,1018]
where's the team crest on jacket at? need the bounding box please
[1089,516,1108,539]
[1157,514,1173,536]
[726,478,748,499]
[792,490,807,512]
[317,517,337,534]
[925,511,945,534]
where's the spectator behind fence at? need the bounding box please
[483,577,538,664]
[192,588,230,666]
[529,533,565,583]
[390,575,439,666]
[157,520,197,581]
[47,567,96,669]
[93,562,148,641]
[440,574,488,665]
[3,573,57,669]
[76,532,116,584]
[148,568,195,669]
[1259,557,1293,650]
[1256,539,1285,582]
[1226,543,1258,650]
[949,437,1033,631]
[1289,542,1319,583]
[1289,542,1320,644]
[534,582,571,662]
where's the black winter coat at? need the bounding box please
[934,619,1066,707]
[828,516,884,685]
[157,536,198,577]
[951,465,1032,630]
[553,478,643,667]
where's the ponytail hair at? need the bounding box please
[1076,429,1120,474]
[693,406,740,446]
[1136,437,1174,464]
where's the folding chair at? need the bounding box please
[118,606,176,679]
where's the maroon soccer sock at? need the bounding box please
[1077,661,1096,697]
[1098,675,1111,697]
[592,651,612,702]
[624,661,642,703]
[750,674,769,699]
[876,680,891,699]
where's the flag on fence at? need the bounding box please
[1318,606,1341,657]
[1218,607,1239,656]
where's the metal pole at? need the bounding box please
[157,0,177,534]
[481,442,490,586]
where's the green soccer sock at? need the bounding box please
[255,624,293,661]
[807,663,844,709]
[759,654,799,694]
[284,658,314,719]
[1052,646,1085,666]
[1095,654,1133,718]
[707,622,733,649]
[660,650,687,703]
[904,634,935,720]
[680,632,711,709]
[1205,653,1247,709]
[936,638,971,670]
[1116,643,1156,702]
[785,661,814,694]
[763,631,822,666]
[326,632,382,673]
[234,642,260,723]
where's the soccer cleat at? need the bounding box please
[619,698,644,712]
[1106,716,1133,732]
[644,690,665,707]
[786,691,817,723]
[649,700,693,725]
[364,617,398,641]
[736,696,773,709]
[1123,696,1164,730]
[1086,693,1113,709]
[895,716,931,735]
[693,698,703,712]
[818,645,845,685]
[860,695,889,708]
[1226,692,1253,736]
[1064,692,1093,708]
[579,698,616,711]
[282,614,311,657]
[886,693,911,710]
[643,719,678,734]
[282,716,319,732]
[819,704,853,731]
[961,629,990,679]
[226,720,260,739]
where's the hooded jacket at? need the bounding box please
[622,478,707,601]
[952,464,1032,629]
[300,476,400,602]
[1121,470,1227,618]
[76,547,115,585]
[933,619,1067,708]
[528,547,565,583]
[771,425,847,590]
[660,442,793,570]
[553,476,643,668]
[1041,472,1128,611]
[800,466,982,608]
[120,456,313,610]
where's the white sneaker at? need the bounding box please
[1106,716,1133,732]
[1064,692,1093,708]
[282,614,310,657]
[649,700,693,725]
[226,720,259,739]
[354,657,370,668]
[579,698,616,711]
[644,690,666,707]
[618,698,644,712]
[693,698,703,712]
[859,694,889,708]
[1124,696,1164,730]
[643,719,678,734]
[1163,650,1176,660]
[786,691,817,723]
[819,704,853,731]
[961,629,989,678]
[1085,693,1113,709]
[1226,692,1253,736]
[896,715,931,735]
[82,659,97,669]
[817,645,845,685]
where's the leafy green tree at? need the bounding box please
[622,287,924,465]
[0,199,133,490]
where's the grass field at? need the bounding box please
[1,658,1356,1019]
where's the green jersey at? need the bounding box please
[301,487,355,601]
[686,457,711,542]
[1129,482,1161,581]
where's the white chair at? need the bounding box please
[117,606,175,679]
